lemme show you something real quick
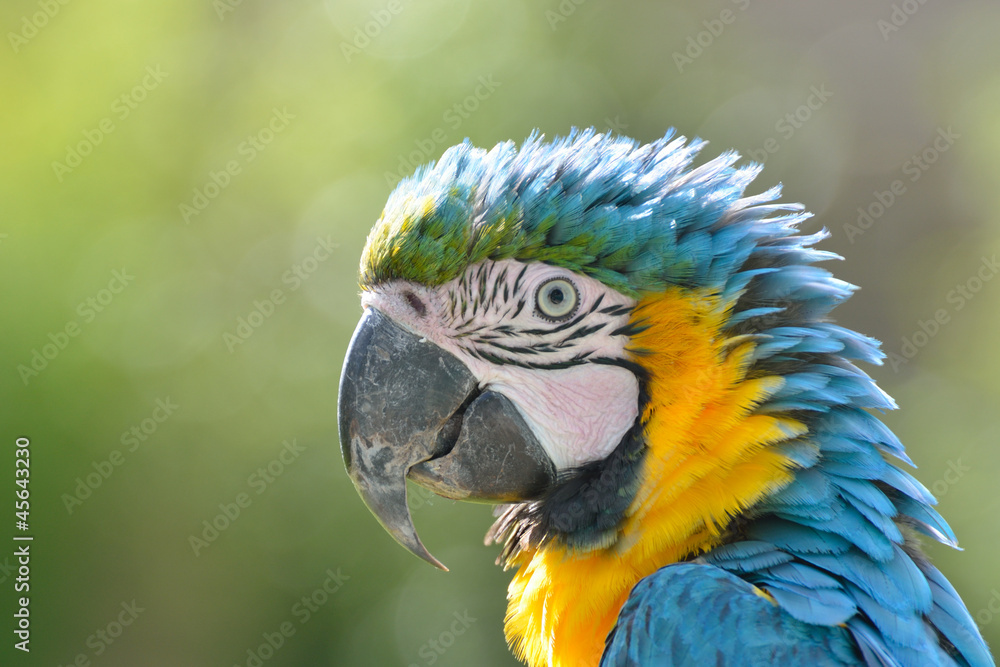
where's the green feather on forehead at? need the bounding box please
[359,129,807,298]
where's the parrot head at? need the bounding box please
[337,129,928,666]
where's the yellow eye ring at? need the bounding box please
[535,278,579,321]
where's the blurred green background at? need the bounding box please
[2,0,999,665]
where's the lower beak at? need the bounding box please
[338,308,556,569]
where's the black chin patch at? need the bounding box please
[487,414,649,564]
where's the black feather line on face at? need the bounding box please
[483,341,541,355]
[512,264,527,294]
[599,304,633,317]
[558,322,607,346]
[520,311,590,337]
[510,299,526,319]
[609,321,647,338]
[588,292,606,313]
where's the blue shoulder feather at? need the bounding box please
[601,563,863,666]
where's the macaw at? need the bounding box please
[337,129,993,666]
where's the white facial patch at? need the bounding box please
[481,363,638,469]
[362,259,640,471]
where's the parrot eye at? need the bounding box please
[535,278,579,321]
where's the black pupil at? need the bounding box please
[548,287,564,305]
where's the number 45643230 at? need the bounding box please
[15,437,29,529]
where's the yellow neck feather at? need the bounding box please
[503,290,805,667]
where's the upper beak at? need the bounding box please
[338,307,556,569]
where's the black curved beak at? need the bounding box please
[338,307,556,569]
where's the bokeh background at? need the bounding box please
[3,0,1000,665]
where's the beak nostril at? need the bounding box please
[403,290,427,317]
